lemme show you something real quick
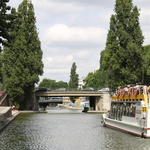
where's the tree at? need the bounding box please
[142,45,150,85]
[68,62,79,90]
[84,69,101,89]
[0,0,11,51]
[3,0,43,109]
[100,0,144,89]
[0,0,11,87]
[38,78,68,90]
[57,81,68,89]
[99,50,110,88]
[38,78,57,90]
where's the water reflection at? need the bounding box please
[0,108,150,150]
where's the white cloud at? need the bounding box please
[44,55,73,65]
[49,0,115,8]
[32,0,84,15]
[46,57,53,63]
[43,24,107,49]
[45,68,69,74]
[74,51,91,59]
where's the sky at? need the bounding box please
[8,0,150,83]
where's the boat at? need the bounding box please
[102,84,150,138]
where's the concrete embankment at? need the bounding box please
[0,107,20,131]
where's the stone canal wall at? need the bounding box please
[0,107,12,122]
[0,107,20,131]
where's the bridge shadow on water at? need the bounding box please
[46,107,83,114]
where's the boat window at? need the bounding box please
[110,102,136,120]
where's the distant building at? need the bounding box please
[78,77,86,89]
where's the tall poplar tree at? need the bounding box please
[69,62,79,90]
[100,0,144,89]
[0,0,11,87]
[142,45,150,85]
[3,0,43,109]
[0,0,11,51]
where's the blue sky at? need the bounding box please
[8,0,150,83]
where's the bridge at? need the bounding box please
[35,91,103,97]
[35,91,111,111]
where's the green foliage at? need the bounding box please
[141,45,150,85]
[39,78,56,89]
[3,0,43,110]
[84,69,101,89]
[0,0,11,86]
[100,0,144,90]
[68,62,79,90]
[38,78,68,90]
[57,81,68,89]
[0,0,11,51]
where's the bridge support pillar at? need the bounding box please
[95,96,103,111]
[95,93,111,111]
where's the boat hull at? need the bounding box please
[103,116,150,138]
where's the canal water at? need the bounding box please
[1,108,150,150]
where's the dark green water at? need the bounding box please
[0,108,150,150]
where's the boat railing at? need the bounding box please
[112,85,150,106]
[115,85,149,97]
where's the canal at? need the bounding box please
[0,108,150,150]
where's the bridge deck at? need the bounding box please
[35,91,104,97]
